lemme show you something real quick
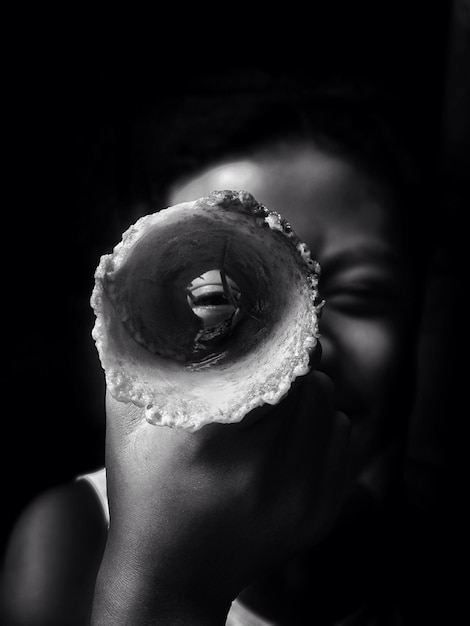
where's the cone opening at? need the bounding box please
[111,212,286,366]
[92,194,321,429]
[185,269,243,357]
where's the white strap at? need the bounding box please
[76,467,109,527]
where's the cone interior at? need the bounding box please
[92,194,320,429]
[113,211,288,367]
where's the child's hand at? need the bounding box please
[92,371,349,624]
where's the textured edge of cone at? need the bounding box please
[90,190,323,431]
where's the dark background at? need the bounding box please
[3,2,467,595]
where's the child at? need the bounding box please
[0,75,450,625]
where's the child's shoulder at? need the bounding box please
[7,474,107,549]
[1,473,108,623]
[3,469,108,568]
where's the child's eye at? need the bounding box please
[322,285,401,317]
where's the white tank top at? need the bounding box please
[76,467,109,526]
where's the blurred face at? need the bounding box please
[169,141,417,512]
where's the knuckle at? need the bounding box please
[311,370,335,395]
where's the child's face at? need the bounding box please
[169,142,417,514]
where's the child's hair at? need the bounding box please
[92,68,436,279]
[137,70,433,269]
[137,71,421,206]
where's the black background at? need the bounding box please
[3,4,467,601]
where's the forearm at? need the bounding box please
[90,542,231,626]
